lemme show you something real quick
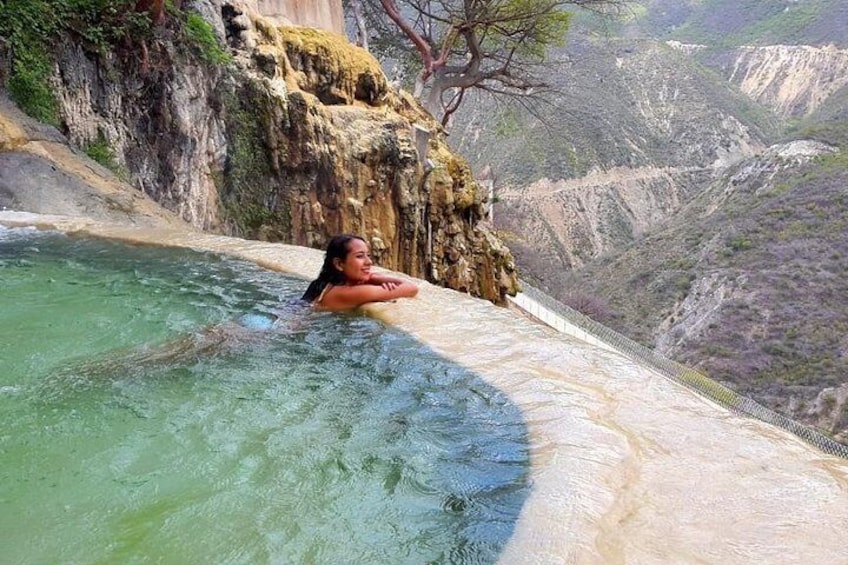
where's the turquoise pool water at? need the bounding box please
[0,229,529,564]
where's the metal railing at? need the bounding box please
[510,280,848,460]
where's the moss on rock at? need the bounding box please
[275,25,389,106]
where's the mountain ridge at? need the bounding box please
[450,1,848,442]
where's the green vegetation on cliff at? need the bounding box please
[84,132,129,180]
[184,11,231,65]
[219,83,291,240]
[0,0,229,125]
[0,0,152,123]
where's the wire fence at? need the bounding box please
[510,280,848,460]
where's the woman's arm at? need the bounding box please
[318,280,418,311]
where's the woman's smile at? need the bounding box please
[338,238,373,284]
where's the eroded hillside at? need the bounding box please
[679,43,848,119]
[554,142,848,441]
[449,1,848,443]
[452,35,775,269]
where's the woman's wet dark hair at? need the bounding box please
[301,234,366,303]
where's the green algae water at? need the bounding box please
[0,229,529,564]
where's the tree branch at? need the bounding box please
[379,0,436,78]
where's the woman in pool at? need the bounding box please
[67,235,417,378]
[302,234,418,311]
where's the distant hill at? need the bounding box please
[630,0,848,48]
[550,142,848,440]
[450,35,780,187]
[448,0,848,442]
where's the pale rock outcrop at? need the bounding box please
[702,139,838,215]
[655,270,749,356]
[244,0,344,34]
[805,384,848,444]
[668,41,848,118]
[0,95,185,228]
[729,44,848,118]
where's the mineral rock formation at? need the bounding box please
[0,1,518,303]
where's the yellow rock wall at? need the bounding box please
[232,20,518,302]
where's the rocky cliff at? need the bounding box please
[672,43,848,119]
[0,0,517,303]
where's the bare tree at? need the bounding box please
[349,0,625,126]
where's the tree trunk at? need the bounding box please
[350,0,369,51]
[424,79,444,119]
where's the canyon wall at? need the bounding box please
[470,39,848,289]
[453,39,770,275]
[495,166,708,272]
[728,45,848,118]
[668,42,848,119]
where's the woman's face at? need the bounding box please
[335,238,372,284]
